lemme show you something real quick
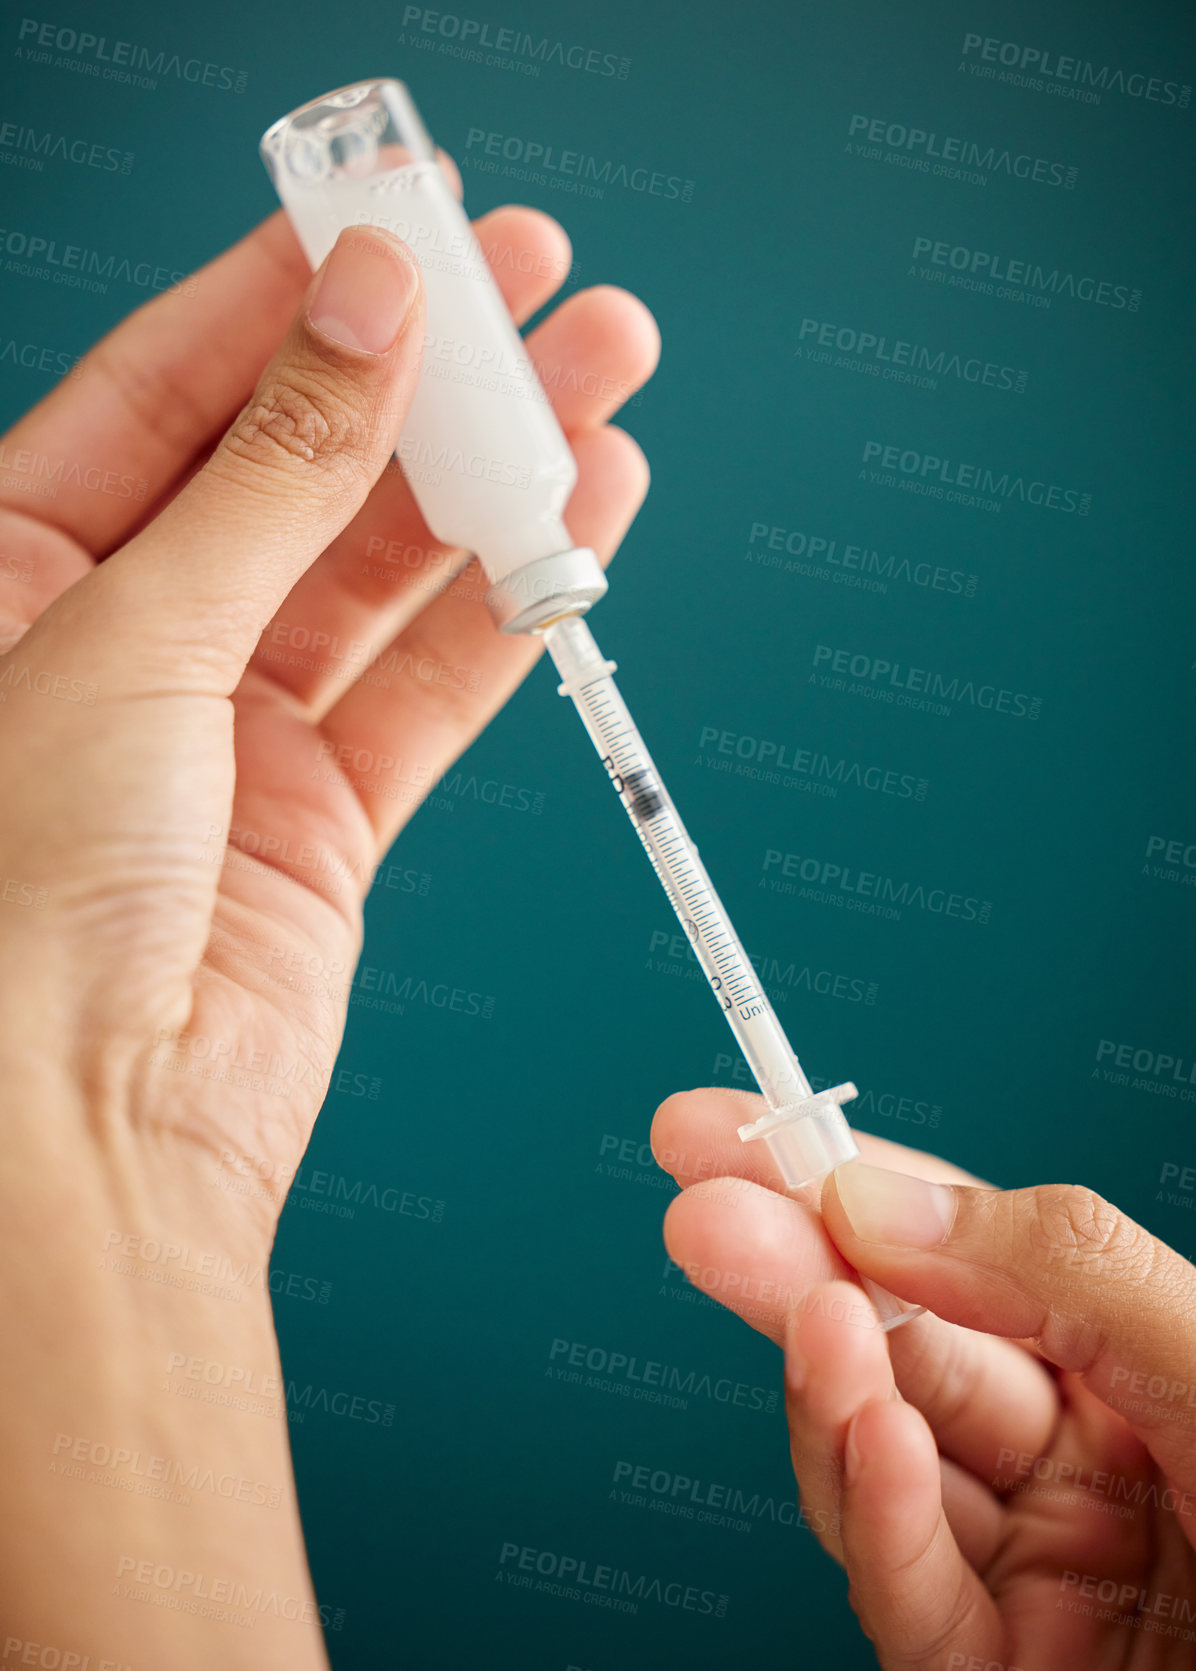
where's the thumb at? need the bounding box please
[823,1163,1196,1473]
[54,224,424,696]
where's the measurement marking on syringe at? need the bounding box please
[550,617,800,1076]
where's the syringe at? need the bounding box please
[261,77,924,1332]
[541,614,923,1331]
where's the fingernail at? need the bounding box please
[843,1410,864,1485]
[784,1328,808,1395]
[834,1162,956,1248]
[306,228,419,354]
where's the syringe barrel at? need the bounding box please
[260,79,606,629]
[543,616,926,1335]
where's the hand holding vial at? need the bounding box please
[0,186,655,1664]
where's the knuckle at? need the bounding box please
[885,1570,982,1669]
[1029,1183,1150,1276]
[220,368,373,488]
[906,1325,975,1437]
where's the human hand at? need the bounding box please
[0,186,658,1257]
[0,182,656,1664]
[652,1089,1196,1671]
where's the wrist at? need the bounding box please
[0,1081,325,1667]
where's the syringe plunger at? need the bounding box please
[737,1084,861,1188]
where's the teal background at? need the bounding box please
[2,0,1195,1663]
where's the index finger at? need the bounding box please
[655,1087,1061,1483]
[651,1086,994,1194]
[663,1170,1062,1493]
